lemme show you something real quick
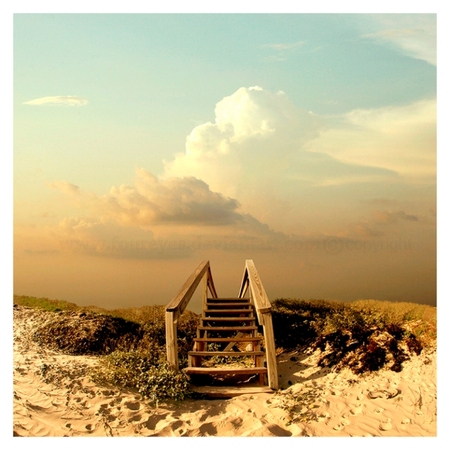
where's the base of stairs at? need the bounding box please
[190,385,275,398]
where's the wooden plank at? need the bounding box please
[260,312,278,390]
[204,309,253,314]
[238,266,249,299]
[223,331,245,351]
[206,266,218,299]
[188,351,265,357]
[201,317,255,322]
[206,302,252,308]
[245,260,272,313]
[166,260,210,314]
[190,386,274,398]
[206,298,250,303]
[198,326,257,332]
[202,272,208,313]
[165,311,178,369]
[183,367,267,376]
[193,337,262,343]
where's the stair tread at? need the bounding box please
[204,309,253,314]
[188,351,264,357]
[207,298,249,301]
[184,366,267,375]
[198,326,257,331]
[189,386,273,398]
[201,317,255,322]
[206,303,251,307]
[193,337,262,342]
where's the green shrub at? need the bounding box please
[91,350,191,405]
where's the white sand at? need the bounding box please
[12,305,437,438]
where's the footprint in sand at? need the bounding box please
[142,413,169,431]
[199,422,218,436]
[333,419,350,431]
[379,419,392,431]
[129,413,142,422]
[125,401,141,411]
[317,412,330,422]
[350,405,363,415]
[85,423,95,433]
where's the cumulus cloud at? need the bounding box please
[93,169,244,227]
[44,164,293,259]
[23,96,89,106]
[47,168,281,231]
[164,86,399,201]
[362,15,436,66]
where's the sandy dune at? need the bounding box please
[13,305,436,437]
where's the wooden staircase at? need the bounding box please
[184,297,271,396]
[165,261,278,398]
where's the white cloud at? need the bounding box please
[96,168,244,226]
[362,15,436,66]
[48,168,277,230]
[164,86,399,198]
[306,98,436,182]
[43,169,288,259]
[23,96,89,106]
[164,86,326,196]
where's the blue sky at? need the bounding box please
[9,7,440,310]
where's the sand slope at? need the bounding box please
[13,305,436,437]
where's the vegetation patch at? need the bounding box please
[16,294,436,400]
[272,298,435,374]
[90,351,192,405]
[14,295,79,312]
[32,310,144,355]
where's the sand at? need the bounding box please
[12,305,437,438]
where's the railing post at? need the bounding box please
[260,312,278,390]
[165,261,216,369]
[165,311,179,370]
[202,271,208,312]
[240,259,279,390]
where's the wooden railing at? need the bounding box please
[165,260,217,369]
[238,260,278,390]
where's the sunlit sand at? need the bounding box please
[13,305,436,437]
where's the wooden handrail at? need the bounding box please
[166,260,216,315]
[238,260,271,315]
[238,259,278,390]
[166,260,217,369]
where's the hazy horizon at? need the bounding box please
[13,13,436,309]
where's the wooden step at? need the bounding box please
[193,337,262,343]
[207,298,249,301]
[206,302,252,308]
[188,351,264,357]
[201,317,255,323]
[190,386,274,398]
[204,309,253,315]
[198,326,257,332]
[184,367,267,376]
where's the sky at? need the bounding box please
[11,9,439,311]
